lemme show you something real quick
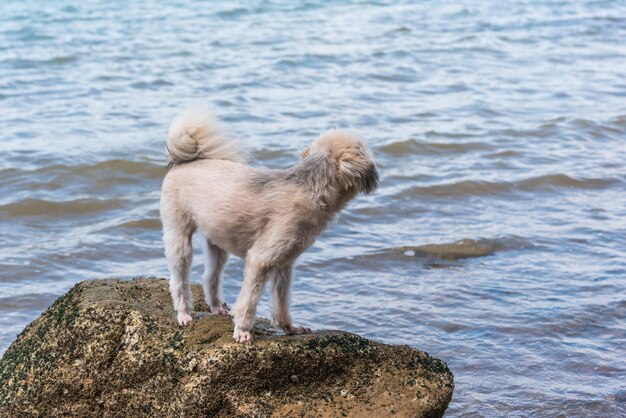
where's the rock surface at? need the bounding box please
[0,278,453,417]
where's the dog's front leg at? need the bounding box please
[271,263,311,336]
[232,255,269,344]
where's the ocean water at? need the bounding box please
[1,0,625,415]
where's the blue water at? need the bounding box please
[1,1,625,416]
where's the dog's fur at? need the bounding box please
[160,109,378,343]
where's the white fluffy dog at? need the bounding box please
[160,109,378,344]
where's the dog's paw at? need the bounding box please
[233,327,253,345]
[284,325,312,335]
[210,305,230,316]
[177,311,193,326]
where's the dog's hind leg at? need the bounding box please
[270,263,311,335]
[163,218,194,326]
[201,239,229,316]
[231,253,270,344]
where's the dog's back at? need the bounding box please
[162,159,257,257]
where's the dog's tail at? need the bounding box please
[166,108,244,166]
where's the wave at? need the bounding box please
[130,79,174,90]
[115,218,161,230]
[1,55,78,70]
[404,174,620,198]
[52,159,166,178]
[378,139,493,156]
[0,198,125,220]
[0,159,167,188]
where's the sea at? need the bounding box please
[1,1,625,416]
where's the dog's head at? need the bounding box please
[301,129,379,195]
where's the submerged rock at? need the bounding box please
[0,278,453,417]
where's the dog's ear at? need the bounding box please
[336,147,379,195]
[300,146,311,160]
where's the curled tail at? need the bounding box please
[166,108,244,166]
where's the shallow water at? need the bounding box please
[1,0,626,415]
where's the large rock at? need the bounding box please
[0,278,453,417]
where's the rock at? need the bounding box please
[0,278,453,417]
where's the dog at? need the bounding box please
[160,109,378,344]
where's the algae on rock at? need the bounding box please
[0,278,453,417]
